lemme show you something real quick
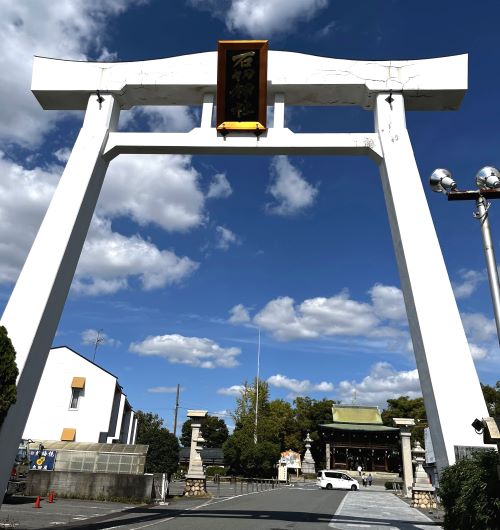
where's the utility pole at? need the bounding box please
[254,327,261,444]
[173,384,180,437]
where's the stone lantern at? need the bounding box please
[301,432,316,475]
[410,441,436,509]
[184,410,208,496]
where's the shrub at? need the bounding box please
[385,481,402,490]
[438,449,500,530]
[205,466,227,477]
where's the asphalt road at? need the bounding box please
[1,484,347,530]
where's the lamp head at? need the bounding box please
[429,168,457,193]
[471,418,484,434]
[476,166,500,189]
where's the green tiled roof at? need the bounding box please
[332,405,383,424]
[320,423,399,432]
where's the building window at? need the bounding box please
[69,376,86,410]
[69,388,82,410]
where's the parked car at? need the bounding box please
[317,470,359,491]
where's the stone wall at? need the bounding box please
[184,477,207,496]
[411,489,437,509]
[26,470,153,502]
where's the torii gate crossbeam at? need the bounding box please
[0,50,491,502]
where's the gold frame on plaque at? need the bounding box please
[216,40,268,133]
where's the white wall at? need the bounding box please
[23,347,130,443]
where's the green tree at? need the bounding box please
[481,381,500,416]
[439,449,500,529]
[0,326,18,428]
[223,379,281,477]
[293,397,337,467]
[135,411,179,475]
[381,395,427,445]
[268,399,301,451]
[180,415,229,448]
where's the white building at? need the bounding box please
[23,346,137,444]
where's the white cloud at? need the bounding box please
[267,374,333,396]
[254,292,380,341]
[215,226,241,250]
[0,145,200,297]
[217,385,245,396]
[452,269,485,299]
[337,362,422,407]
[316,20,337,39]
[251,285,413,352]
[0,0,143,146]
[227,0,328,35]
[119,106,197,133]
[369,284,407,321]
[0,151,59,283]
[147,386,181,393]
[461,312,497,343]
[73,217,199,295]
[207,173,233,199]
[266,156,318,216]
[0,6,207,297]
[81,328,119,347]
[100,155,205,232]
[228,304,251,324]
[190,0,328,37]
[468,343,489,361]
[130,334,241,368]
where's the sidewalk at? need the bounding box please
[329,487,443,530]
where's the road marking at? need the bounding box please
[101,485,289,529]
[103,517,176,530]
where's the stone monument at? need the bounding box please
[301,432,316,475]
[410,441,436,510]
[184,410,208,497]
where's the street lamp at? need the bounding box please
[429,166,500,347]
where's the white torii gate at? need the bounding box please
[0,50,491,500]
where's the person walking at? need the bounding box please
[367,473,372,486]
[362,474,367,487]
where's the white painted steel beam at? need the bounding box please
[375,93,491,472]
[32,52,467,111]
[0,94,119,502]
[104,129,383,160]
[200,93,214,128]
[273,93,285,128]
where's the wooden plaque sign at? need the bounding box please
[216,40,268,133]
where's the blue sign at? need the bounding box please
[29,449,56,471]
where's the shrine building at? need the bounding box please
[320,405,401,473]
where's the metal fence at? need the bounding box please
[167,476,289,498]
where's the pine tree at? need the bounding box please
[0,325,18,428]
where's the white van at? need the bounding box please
[317,470,359,491]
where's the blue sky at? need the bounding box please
[1,0,500,432]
